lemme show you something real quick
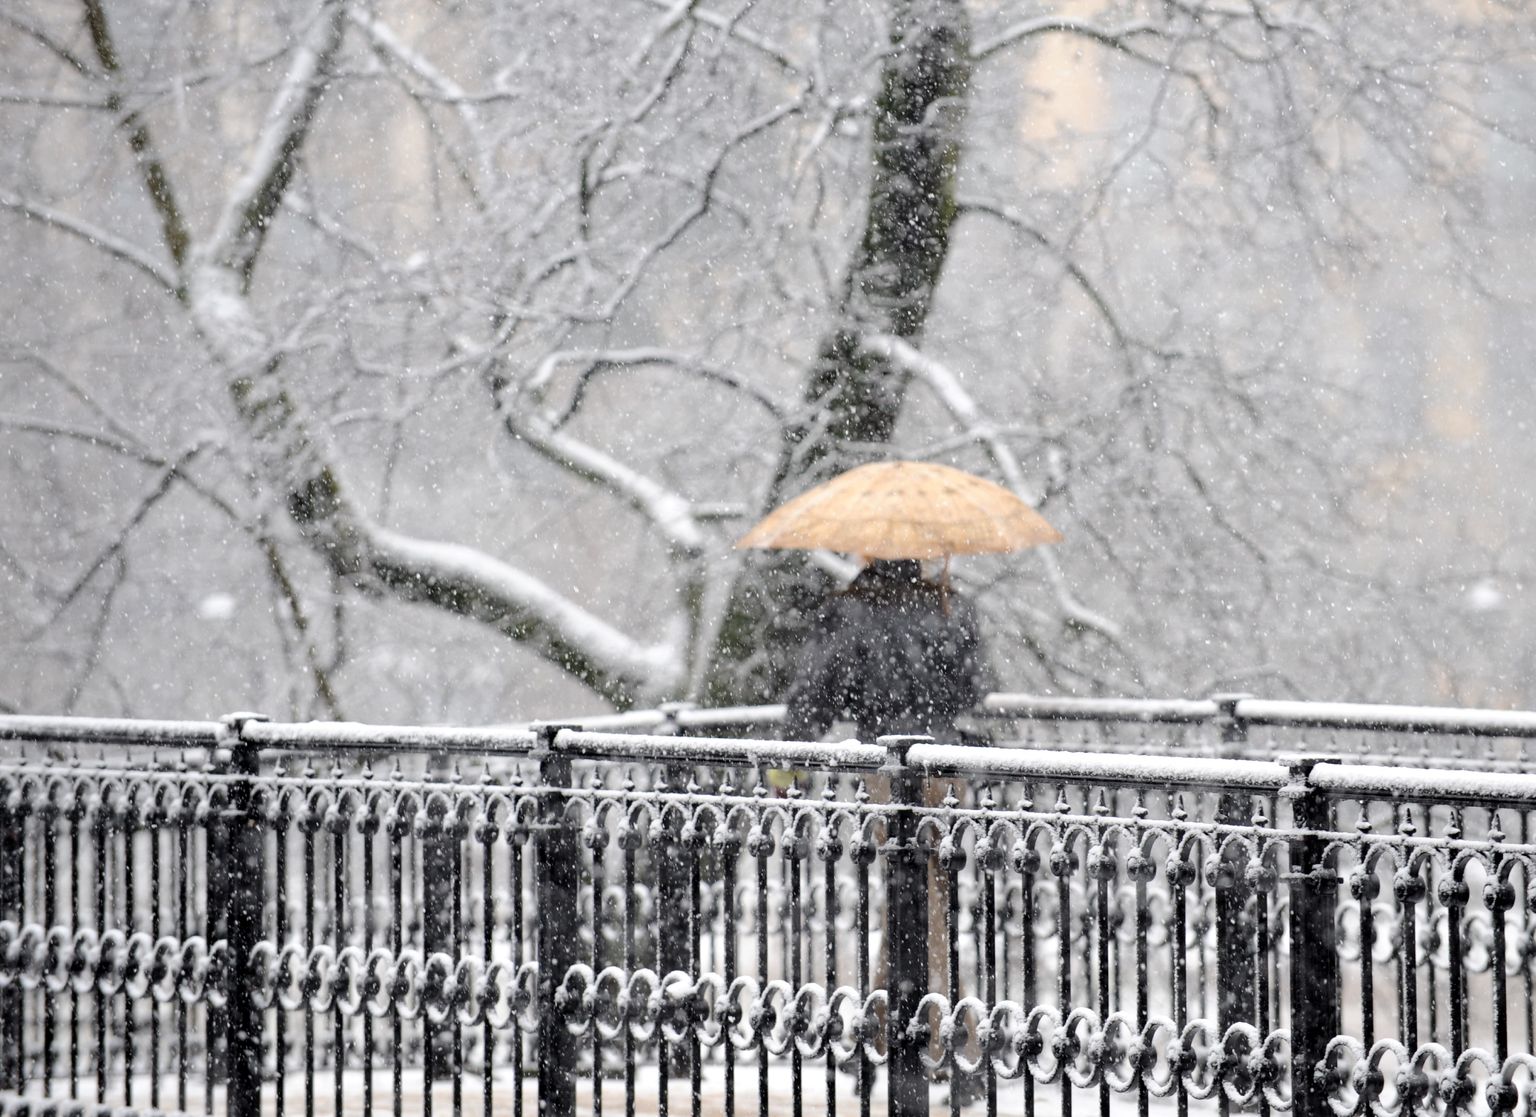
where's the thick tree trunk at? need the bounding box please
[706,0,971,707]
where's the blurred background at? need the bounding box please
[3,0,1535,723]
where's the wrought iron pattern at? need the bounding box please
[0,712,1533,1117]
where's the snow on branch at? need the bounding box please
[634,0,801,73]
[526,347,783,421]
[174,261,681,705]
[366,526,685,704]
[347,8,494,198]
[858,333,1129,647]
[202,0,347,282]
[502,411,707,558]
[0,191,178,294]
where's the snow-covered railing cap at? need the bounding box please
[981,693,1536,738]
[672,703,788,730]
[239,719,539,756]
[1310,761,1536,808]
[981,694,1220,724]
[0,714,221,748]
[549,729,886,773]
[1233,699,1536,738]
[904,742,1292,791]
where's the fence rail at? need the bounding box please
[1,702,1535,1117]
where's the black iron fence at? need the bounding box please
[0,698,1534,1117]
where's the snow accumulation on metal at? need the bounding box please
[241,719,539,756]
[981,693,1221,724]
[553,729,886,772]
[907,742,1291,790]
[1313,760,1536,807]
[1236,698,1536,737]
[0,714,220,747]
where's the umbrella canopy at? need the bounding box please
[736,460,1062,560]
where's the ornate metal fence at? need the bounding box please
[1,702,1534,1117]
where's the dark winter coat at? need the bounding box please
[783,560,986,742]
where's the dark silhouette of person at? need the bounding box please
[783,558,986,742]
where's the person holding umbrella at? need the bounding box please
[737,459,1063,743]
[737,459,1063,1106]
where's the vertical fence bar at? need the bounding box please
[0,786,21,1093]
[1286,760,1338,1117]
[882,736,931,1117]
[92,781,108,1106]
[1213,695,1256,1034]
[658,760,693,1088]
[336,775,352,1117]
[45,793,60,1099]
[719,798,739,1117]
[219,713,269,1117]
[1441,810,1466,1062]
[855,782,873,1117]
[535,725,578,1117]
[588,777,607,1117]
[422,751,456,1088]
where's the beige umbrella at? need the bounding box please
[735,460,1062,559]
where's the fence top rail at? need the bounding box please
[6,713,1536,807]
[980,694,1222,725]
[0,714,220,748]
[1231,698,1536,738]
[906,742,1290,791]
[982,693,1536,738]
[550,694,1536,740]
[551,729,887,772]
[241,719,538,756]
[1310,760,1536,807]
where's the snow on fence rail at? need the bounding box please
[0,709,1534,1117]
[519,693,1536,767]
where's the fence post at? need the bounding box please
[1212,693,1256,1029]
[421,751,455,1078]
[534,724,579,1117]
[658,702,695,1078]
[217,712,269,1117]
[1285,758,1339,1117]
[0,781,21,1092]
[881,735,932,1117]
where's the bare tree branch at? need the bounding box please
[348,8,494,200]
[524,347,784,424]
[973,16,1160,61]
[956,197,1167,379]
[0,11,94,74]
[633,0,802,72]
[0,190,178,293]
[201,0,348,287]
[29,441,213,636]
[80,0,193,272]
[261,538,345,719]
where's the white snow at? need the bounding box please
[368,526,686,695]
[197,592,236,621]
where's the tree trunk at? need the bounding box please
[706,0,971,707]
